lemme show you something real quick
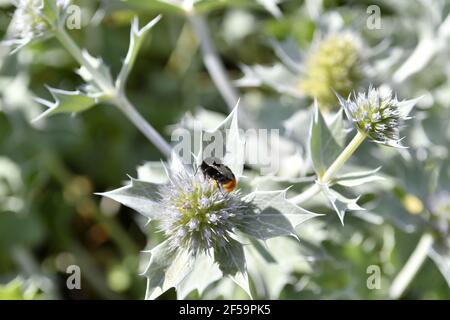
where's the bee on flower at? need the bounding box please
[99,106,319,299]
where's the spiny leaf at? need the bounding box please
[76,50,113,91]
[33,86,98,122]
[328,109,346,147]
[319,183,364,225]
[398,96,422,119]
[97,178,164,219]
[214,237,246,276]
[116,16,162,91]
[197,101,245,178]
[239,190,320,240]
[176,253,222,299]
[309,102,343,177]
[333,167,384,187]
[235,64,301,98]
[214,237,252,298]
[142,240,193,300]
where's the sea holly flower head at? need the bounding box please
[337,87,420,148]
[5,0,69,53]
[99,105,319,299]
[158,169,247,256]
[6,0,48,51]
[299,33,362,109]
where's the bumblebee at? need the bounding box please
[200,157,236,192]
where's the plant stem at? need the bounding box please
[188,13,239,111]
[290,184,320,204]
[389,233,434,299]
[114,95,172,158]
[320,130,366,183]
[54,26,171,158]
[291,130,366,204]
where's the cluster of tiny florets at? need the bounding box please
[158,172,245,256]
[340,87,406,146]
[9,0,48,46]
[299,33,361,109]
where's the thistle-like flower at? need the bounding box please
[158,170,246,256]
[337,87,417,147]
[6,0,48,51]
[299,33,361,108]
[99,106,319,299]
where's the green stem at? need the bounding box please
[290,184,320,205]
[188,13,239,111]
[320,130,366,183]
[54,26,171,158]
[389,233,434,299]
[291,130,366,204]
[113,95,172,158]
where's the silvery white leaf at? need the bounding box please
[137,161,169,184]
[334,167,384,187]
[245,237,313,299]
[176,252,222,299]
[116,16,162,91]
[319,183,364,225]
[97,178,164,219]
[397,96,423,119]
[309,102,342,177]
[269,37,303,73]
[214,236,246,276]
[239,190,320,240]
[198,102,245,178]
[76,50,113,88]
[214,237,252,298]
[142,240,194,300]
[328,109,346,147]
[33,86,98,122]
[235,64,302,98]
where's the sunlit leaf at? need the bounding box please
[116,16,162,91]
[309,102,342,177]
[240,190,320,240]
[319,183,364,225]
[33,87,98,121]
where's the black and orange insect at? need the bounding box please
[200,157,236,192]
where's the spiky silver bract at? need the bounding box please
[337,87,409,148]
[159,171,245,256]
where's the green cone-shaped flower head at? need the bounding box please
[299,33,361,109]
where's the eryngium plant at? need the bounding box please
[99,106,319,299]
[337,87,419,147]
